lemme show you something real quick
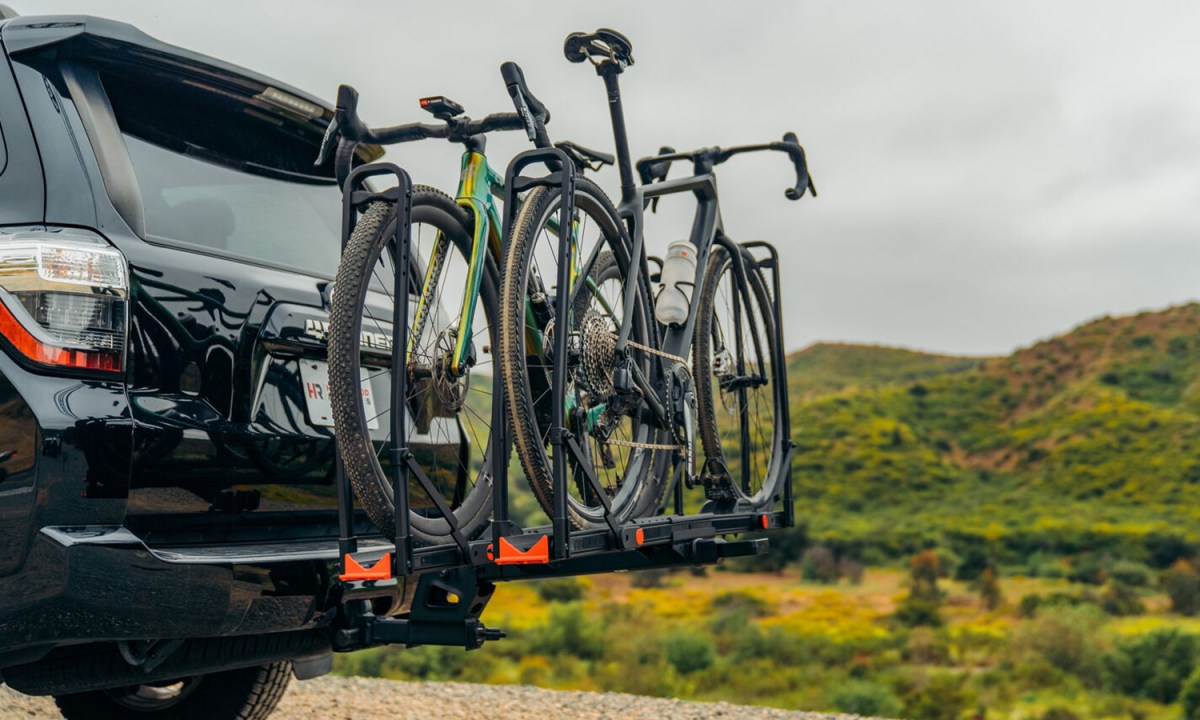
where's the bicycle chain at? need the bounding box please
[559,317,689,453]
[605,438,685,451]
[599,330,686,452]
[622,336,688,365]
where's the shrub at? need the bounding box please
[1017,590,1101,619]
[1100,582,1145,617]
[709,590,770,636]
[662,629,716,675]
[725,526,808,573]
[1024,552,1067,579]
[839,556,866,585]
[904,626,950,665]
[1182,666,1200,720]
[1146,534,1194,569]
[631,568,668,589]
[1067,554,1108,585]
[1107,560,1152,587]
[1008,605,1106,685]
[802,545,839,584]
[1040,708,1081,720]
[525,602,605,660]
[710,589,770,617]
[535,577,585,603]
[953,547,991,581]
[830,680,903,717]
[1104,628,1200,703]
[901,672,975,720]
[1166,559,1200,615]
[894,597,943,628]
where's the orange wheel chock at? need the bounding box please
[493,535,551,565]
[340,553,393,582]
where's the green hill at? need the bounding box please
[787,342,989,399]
[789,303,1200,565]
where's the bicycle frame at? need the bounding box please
[574,64,784,501]
[408,149,505,376]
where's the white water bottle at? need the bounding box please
[655,240,697,326]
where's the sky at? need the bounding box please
[14,1,1200,355]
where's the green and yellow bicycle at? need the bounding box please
[322,63,619,544]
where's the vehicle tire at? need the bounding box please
[693,244,785,510]
[54,661,291,720]
[499,177,661,529]
[329,186,499,544]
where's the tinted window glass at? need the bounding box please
[126,135,342,274]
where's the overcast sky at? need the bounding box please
[18,1,1200,355]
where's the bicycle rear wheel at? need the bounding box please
[499,177,661,529]
[329,187,498,543]
[693,244,785,510]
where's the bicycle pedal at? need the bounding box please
[699,475,736,503]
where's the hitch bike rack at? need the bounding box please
[329,155,795,652]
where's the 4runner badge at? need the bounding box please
[303,318,393,352]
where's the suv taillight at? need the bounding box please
[0,229,128,373]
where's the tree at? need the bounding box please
[895,550,944,627]
[801,545,838,583]
[1165,559,1200,616]
[1182,666,1200,720]
[974,566,1003,611]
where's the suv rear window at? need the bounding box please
[125,134,342,275]
[80,43,372,275]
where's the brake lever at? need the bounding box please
[645,146,675,212]
[780,132,815,201]
[314,112,340,167]
[316,84,366,167]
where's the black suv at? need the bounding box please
[0,11,433,718]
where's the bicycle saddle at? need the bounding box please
[564,28,634,67]
[556,140,615,171]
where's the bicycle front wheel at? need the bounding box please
[499,177,661,530]
[693,244,785,510]
[329,187,498,544]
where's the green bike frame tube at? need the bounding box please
[407,151,505,376]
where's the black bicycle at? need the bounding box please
[498,29,816,530]
[322,62,614,544]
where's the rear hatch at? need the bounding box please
[5,19,436,546]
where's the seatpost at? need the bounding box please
[600,66,637,205]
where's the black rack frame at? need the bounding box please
[330,155,795,652]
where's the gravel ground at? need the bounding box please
[1,675,891,720]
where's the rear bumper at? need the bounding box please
[0,525,393,661]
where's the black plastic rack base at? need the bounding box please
[329,156,795,652]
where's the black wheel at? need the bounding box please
[54,661,291,720]
[693,244,785,509]
[329,187,499,543]
[499,177,661,529]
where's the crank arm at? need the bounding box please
[718,374,768,393]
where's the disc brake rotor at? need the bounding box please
[433,328,469,412]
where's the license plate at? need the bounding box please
[300,360,379,430]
